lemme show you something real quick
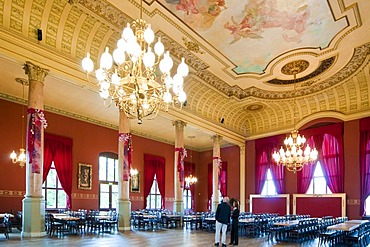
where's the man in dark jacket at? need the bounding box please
[215,197,231,247]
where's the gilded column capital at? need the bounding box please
[211,134,222,144]
[24,61,49,83]
[239,144,245,155]
[172,120,187,131]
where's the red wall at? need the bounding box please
[0,99,241,213]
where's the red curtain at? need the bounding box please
[207,163,212,210]
[360,117,370,215]
[255,136,283,193]
[270,148,285,194]
[220,161,227,197]
[43,133,73,208]
[184,162,196,210]
[321,134,343,193]
[298,122,344,193]
[297,136,317,193]
[143,154,165,209]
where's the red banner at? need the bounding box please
[119,133,132,181]
[27,108,47,174]
[213,156,222,190]
[175,147,187,188]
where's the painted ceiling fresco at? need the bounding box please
[160,0,347,74]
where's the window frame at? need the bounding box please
[146,174,162,210]
[98,152,119,210]
[306,162,332,195]
[42,162,67,210]
[183,189,192,210]
[261,168,278,196]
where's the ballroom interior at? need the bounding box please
[1,0,370,242]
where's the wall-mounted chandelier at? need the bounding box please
[82,0,189,124]
[185,175,198,186]
[10,78,28,167]
[272,61,318,173]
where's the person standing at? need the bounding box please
[215,197,231,247]
[229,200,239,245]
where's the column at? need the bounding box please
[239,144,246,212]
[173,120,186,213]
[117,110,131,231]
[212,135,222,212]
[22,61,49,237]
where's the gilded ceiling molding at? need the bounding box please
[182,37,204,54]
[78,0,131,28]
[158,31,209,73]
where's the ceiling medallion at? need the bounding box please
[281,60,309,75]
[244,104,264,111]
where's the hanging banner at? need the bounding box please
[119,133,132,181]
[175,147,187,188]
[213,156,222,190]
[27,108,47,174]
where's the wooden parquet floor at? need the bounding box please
[0,228,324,247]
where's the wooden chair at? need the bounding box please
[0,214,10,239]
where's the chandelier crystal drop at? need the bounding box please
[272,61,318,173]
[82,7,189,124]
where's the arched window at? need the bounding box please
[146,174,162,209]
[99,152,119,210]
[42,162,67,209]
[183,189,192,210]
[306,162,332,194]
[261,169,277,196]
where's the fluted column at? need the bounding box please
[173,120,186,213]
[117,110,131,231]
[212,135,222,212]
[22,61,49,237]
[239,144,246,212]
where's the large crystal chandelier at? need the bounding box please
[82,0,189,124]
[10,79,27,167]
[272,61,318,173]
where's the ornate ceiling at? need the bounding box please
[0,0,370,149]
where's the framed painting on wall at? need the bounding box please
[130,173,140,193]
[78,163,92,190]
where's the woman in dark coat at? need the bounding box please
[230,200,239,245]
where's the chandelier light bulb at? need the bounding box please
[95,68,106,81]
[177,57,189,77]
[82,52,94,73]
[163,91,172,103]
[100,47,113,70]
[143,24,155,44]
[143,47,155,68]
[113,48,126,65]
[178,91,187,103]
[154,37,164,56]
[10,150,17,160]
[123,23,134,41]
[99,90,109,99]
[112,70,121,85]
